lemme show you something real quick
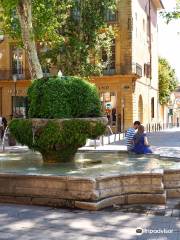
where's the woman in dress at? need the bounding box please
[133,124,152,154]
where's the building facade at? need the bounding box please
[0,0,163,131]
[0,38,31,118]
[91,0,164,130]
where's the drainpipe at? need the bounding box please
[149,0,152,82]
[148,0,152,125]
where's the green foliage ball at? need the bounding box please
[28,76,101,118]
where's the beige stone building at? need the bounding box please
[0,35,32,118]
[91,0,164,131]
[0,0,164,131]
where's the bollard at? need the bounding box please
[108,133,110,144]
[101,136,104,146]
[114,133,116,142]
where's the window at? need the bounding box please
[151,97,154,118]
[71,0,80,21]
[11,47,24,79]
[102,40,116,75]
[143,19,145,32]
[71,8,80,21]
[144,63,151,78]
[147,15,150,38]
[135,12,137,20]
[42,66,50,77]
[105,9,117,22]
[12,96,28,118]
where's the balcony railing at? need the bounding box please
[132,63,143,77]
[102,68,116,75]
[0,68,52,80]
[0,69,31,81]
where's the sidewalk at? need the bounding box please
[0,200,179,240]
[80,127,180,158]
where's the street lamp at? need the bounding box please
[13,74,17,117]
[121,98,125,132]
[57,70,63,77]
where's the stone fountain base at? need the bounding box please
[0,169,179,210]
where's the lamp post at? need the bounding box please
[121,98,125,132]
[13,74,17,117]
[57,70,63,77]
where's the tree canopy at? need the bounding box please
[159,57,178,105]
[0,0,116,78]
[161,0,180,23]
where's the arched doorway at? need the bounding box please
[138,95,143,123]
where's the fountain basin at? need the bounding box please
[0,150,179,210]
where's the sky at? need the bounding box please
[158,0,180,81]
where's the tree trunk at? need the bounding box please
[16,0,43,80]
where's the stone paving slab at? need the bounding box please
[0,203,179,240]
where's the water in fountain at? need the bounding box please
[0,149,179,177]
[0,125,180,177]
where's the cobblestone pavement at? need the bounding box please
[0,200,179,240]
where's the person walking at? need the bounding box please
[133,124,152,154]
[0,116,3,140]
[126,121,140,151]
[0,117,7,140]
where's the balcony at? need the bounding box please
[0,68,52,80]
[132,63,143,77]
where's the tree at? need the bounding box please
[159,57,178,105]
[0,0,116,79]
[0,0,71,79]
[161,0,180,23]
[41,1,115,77]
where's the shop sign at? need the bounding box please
[98,85,110,91]
[122,85,130,91]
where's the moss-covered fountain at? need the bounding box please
[9,76,107,163]
[0,76,179,210]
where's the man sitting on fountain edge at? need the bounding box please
[126,121,140,152]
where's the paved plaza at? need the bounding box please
[0,200,179,240]
[82,128,180,159]
[0,128,180,240]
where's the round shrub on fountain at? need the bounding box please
[28,76,101,118]
[9,76,107,162]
